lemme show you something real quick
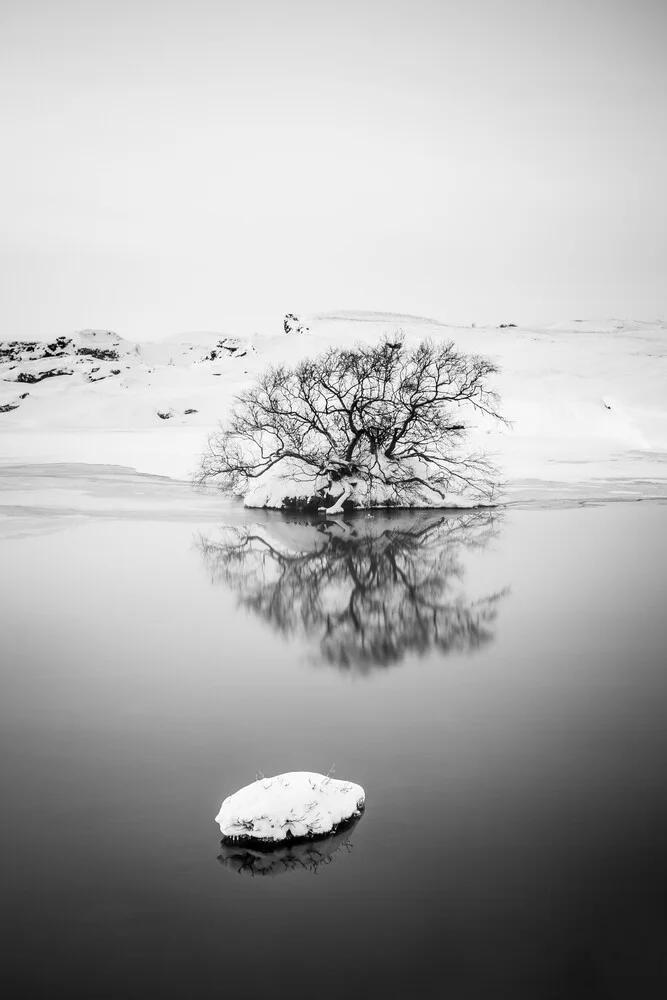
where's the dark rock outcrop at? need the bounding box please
[283,314,308,336]
[16,369,72,383]
[76,347,120,361]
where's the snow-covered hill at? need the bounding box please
[1,315,666,502]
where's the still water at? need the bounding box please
[1,497,667,998]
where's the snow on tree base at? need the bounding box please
[239,458,492,510]
[215,771,366,843]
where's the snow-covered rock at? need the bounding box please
[215,771,366,842]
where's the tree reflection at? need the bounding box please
[217,816,361,878]
[199,510,507,672]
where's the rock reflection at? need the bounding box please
[217,816,361,878]
[199,510,507,672]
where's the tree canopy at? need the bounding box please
[198,335,506,509]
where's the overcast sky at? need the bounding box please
[1,0,665,339]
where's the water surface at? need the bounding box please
[1,492,667,998]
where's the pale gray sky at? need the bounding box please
[1,0,665,338]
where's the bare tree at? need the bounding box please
[197,335,506,509]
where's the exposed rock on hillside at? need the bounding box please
[200,337,251,361]
[15,369,73,383]
[283,313,308,335]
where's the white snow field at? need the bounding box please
[1,314,667,505]
[215,771,366,843]
[215,771,366,842]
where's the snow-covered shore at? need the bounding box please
[2,314,666,504]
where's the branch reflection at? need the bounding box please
[199,511,508,672]
[217,816,361,878]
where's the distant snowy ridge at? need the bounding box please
[543,318,667,334]
[309,309,452,327]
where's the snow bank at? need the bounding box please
[2,315,667,501]
[215,771,366,842]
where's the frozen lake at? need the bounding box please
[1,468,667,998]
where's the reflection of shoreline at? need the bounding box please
[199,510,508,673]
[218,815,362,878]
